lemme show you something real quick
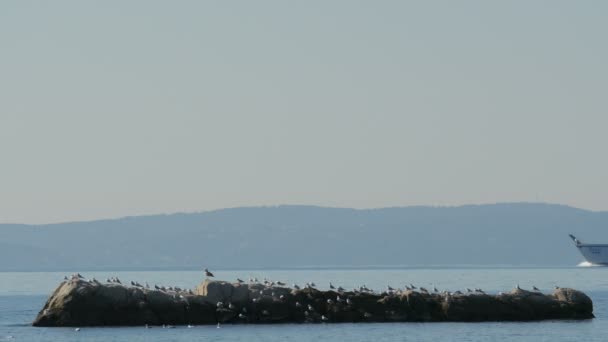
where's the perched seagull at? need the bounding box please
[238,313,246,319]
[329,282,336,290]
[204,268,215,278]
[293,284,301,290]
[387,285,395,292]
[433,285,439,293]
[554,285,560,290]
[321,315,329,321]
[295,302,302,308]
[327,299,334,304]
[236,278,244,284]
[516,284,521,290]
[409,284,417,290]
[337,286,345,292]
[277,281,286,286]
[63,276,68,280]
[533,286,540,292]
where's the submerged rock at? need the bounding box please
[32,279,594,327]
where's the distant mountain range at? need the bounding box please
[1,203,607,271]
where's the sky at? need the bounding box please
[1,1,607,224]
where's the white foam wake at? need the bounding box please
[577,261,600,267]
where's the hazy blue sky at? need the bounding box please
[1,1,607,223]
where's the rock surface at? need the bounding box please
[33,279,594,327]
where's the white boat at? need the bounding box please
[569,234,608,265]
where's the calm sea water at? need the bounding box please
[1,267,607,341]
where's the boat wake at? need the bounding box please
[577,261,602,267]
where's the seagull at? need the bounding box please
[409,284,417,290]
[337,286,345,292]
[420,287,428,293]
[516,284,521,290]
[293,284,301,290]
[387,285,395,292]
[329,282,336,290]
[295,302,302,308]
[554,285,560,290]
[277,281,286,286]
[236,278,244,283]
[533,286,540,292]
[321,315,329,321]
[308,304,314,311]
[327,299,333,304]
[433,285,439,293]
[204,268,215,278]
[239,313,247,319]
[115,277,121,284]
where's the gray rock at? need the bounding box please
[32,279,594,327]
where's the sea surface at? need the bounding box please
[1,267,607,341]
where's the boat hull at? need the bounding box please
[575,244,608,265]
